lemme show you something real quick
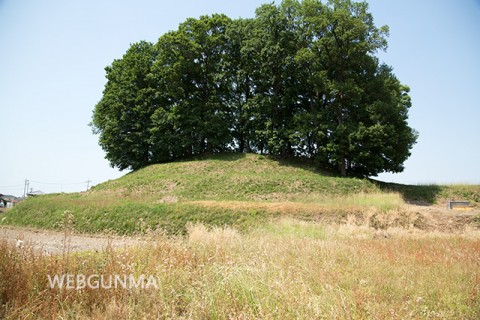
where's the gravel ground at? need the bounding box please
[0,226,143,254]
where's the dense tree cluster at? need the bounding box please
[91,0,417,176]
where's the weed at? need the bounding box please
[0,220,479,319]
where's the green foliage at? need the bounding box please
[91,41,157,170]
[91,0,417,176]
[3,198,268,235]
[151,14,234,159]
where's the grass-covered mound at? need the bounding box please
[2,153,479,234]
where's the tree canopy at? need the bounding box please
[91,0,417,177]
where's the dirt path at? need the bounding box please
[0,226,143,254]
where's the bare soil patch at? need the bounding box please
[406,204,480,232]
[0,226,143,254]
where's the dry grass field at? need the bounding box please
[1,219,479,319]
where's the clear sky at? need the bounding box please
[1,0,479,197]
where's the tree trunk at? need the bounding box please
[338,155,347,177]
[200,138,206,154]
[239,137,245,153]
[206,141,213,153]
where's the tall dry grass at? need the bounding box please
[0,220,479,319]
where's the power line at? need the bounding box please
[0,184,24,189]
[29,180,88,186]
[1,179,95,196]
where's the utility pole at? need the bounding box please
[23,179,29,198]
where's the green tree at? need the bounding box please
[247,1,304,156]
[151,14,233,156]
[346,66,418,176]
[224,17,257,153]
[92,0,417,178]
[91,41,157,170]
[292,0,416,176]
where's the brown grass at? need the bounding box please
[0,219,479,319]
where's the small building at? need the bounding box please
[447,200,471,210]
[27,190,45,197]
[0,193,20,209]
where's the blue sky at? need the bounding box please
[1,0,479,196]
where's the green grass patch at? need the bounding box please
[1,196,270,235]
[378,181,480,205]
[2,153,479,235]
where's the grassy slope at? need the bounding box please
[2,153,479,234]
